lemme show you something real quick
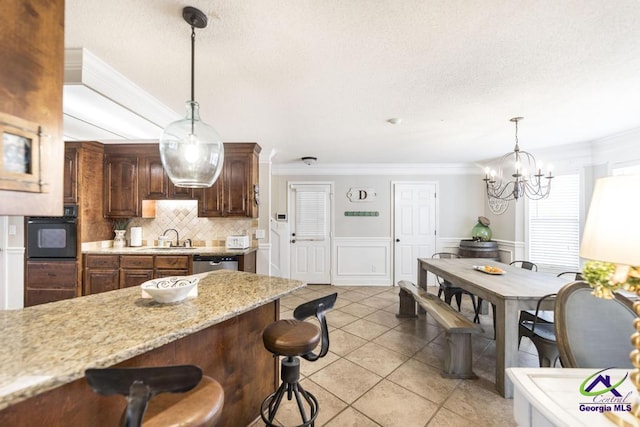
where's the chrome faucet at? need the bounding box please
[162,229,179,247]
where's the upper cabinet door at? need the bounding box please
[140,155,169,200]
[63,147,78,204]
[104,154,139,218]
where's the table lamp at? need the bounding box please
[580,175,640,420]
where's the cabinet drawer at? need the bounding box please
[27,261,77,288]
[154,269,190,278]
[86,255,120,269]
[155,256,189,269]
[121,255,154,269]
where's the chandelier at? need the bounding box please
[159,6,224,188]
[483,117,553,202]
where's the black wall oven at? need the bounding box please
[26,205,78,259]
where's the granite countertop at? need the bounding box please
[0,270,304,411]
[82,245,258,256]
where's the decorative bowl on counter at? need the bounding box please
[140,276,199,303]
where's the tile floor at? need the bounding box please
[250,285,542,427]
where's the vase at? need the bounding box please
[113,230,127,248]
[471,219,492,242]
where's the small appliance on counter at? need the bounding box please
[226,235,250,249]
[130,227,143,247]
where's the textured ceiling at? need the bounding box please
[64,0,640,165]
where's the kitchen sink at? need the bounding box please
[141,247,198,251]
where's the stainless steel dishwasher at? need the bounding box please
[192,255,239,274]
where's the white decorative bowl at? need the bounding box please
[140,276,199,303]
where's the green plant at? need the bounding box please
[112,218,131,230]
[583,260,640,299]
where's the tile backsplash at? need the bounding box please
[129,200,256,246]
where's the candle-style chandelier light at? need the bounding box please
[483,117,553,202]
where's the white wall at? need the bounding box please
[0,216,25,309]
[270,165,484,285]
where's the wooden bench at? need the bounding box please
[396,280,480,379]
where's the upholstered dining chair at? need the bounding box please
[554,280,635,368]
[432,252,478,318]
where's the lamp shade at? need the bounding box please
[159,101,224,188]
[580,175,640,266]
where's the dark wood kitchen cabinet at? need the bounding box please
[1,0,64,216]
[139,153,193,200]
[25,261,78,307]
[104,152,140,218]
[196,143,261,218]
[120,255,154,288]
[63,146,78,204]
[84,254,192,295]
[84,255,120,295]
[103,143,260,218]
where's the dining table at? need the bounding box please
[417,257,569,398]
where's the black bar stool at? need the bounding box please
[260,292,338,427]
[85,364,224,427]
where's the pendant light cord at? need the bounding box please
[190,24,196,134]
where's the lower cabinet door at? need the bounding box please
[120,269,154,288]
[85,269,120,295]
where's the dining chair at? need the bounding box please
[432,252,478,318]
[556,271,583,280]
[518,293,559,366]
[555,280,635,368]
[477,260,539,338]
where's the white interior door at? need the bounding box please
[289,183,332,284]
[393,182,437,285]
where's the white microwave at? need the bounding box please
[226,235,250,249]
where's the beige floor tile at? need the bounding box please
[274,284,527,427]
[387,358,458,404]
[325,407,381,426]
[443,378,516,427]
[339,290,373,302]
[280,294,308,310]
[353,379,438,427]
[392,317,443,342]
[338,302,379,318]
[373,328,429,356]
[328,329,368,356]
[345,342,408,377]
[327,310,360,328]
[363,309,408,328]
[360,296,396,309]
[427,407,478,427]
[413,341,448,371]
[301,351,341,376]
[341,319,390,340]
[268,378,348,427]
[310,358,382,404]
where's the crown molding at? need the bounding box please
[271,162,478,176]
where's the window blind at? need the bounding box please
[295,189,326,240]
[528,174,580,270]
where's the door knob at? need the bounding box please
[291,239,296,243]
[395,238,400,242]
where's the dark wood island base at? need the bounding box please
[0,302,278,427]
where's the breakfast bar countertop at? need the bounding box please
[0,270,304,411]
[81,245,258,256]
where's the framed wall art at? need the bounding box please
[0,112,44,193]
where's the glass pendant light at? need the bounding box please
[159,6,224,188]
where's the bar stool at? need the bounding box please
[260,292,338,427]
[85,364,224,427]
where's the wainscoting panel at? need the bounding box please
[333,238,391,286]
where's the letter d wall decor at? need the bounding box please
[347,187,377,202]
